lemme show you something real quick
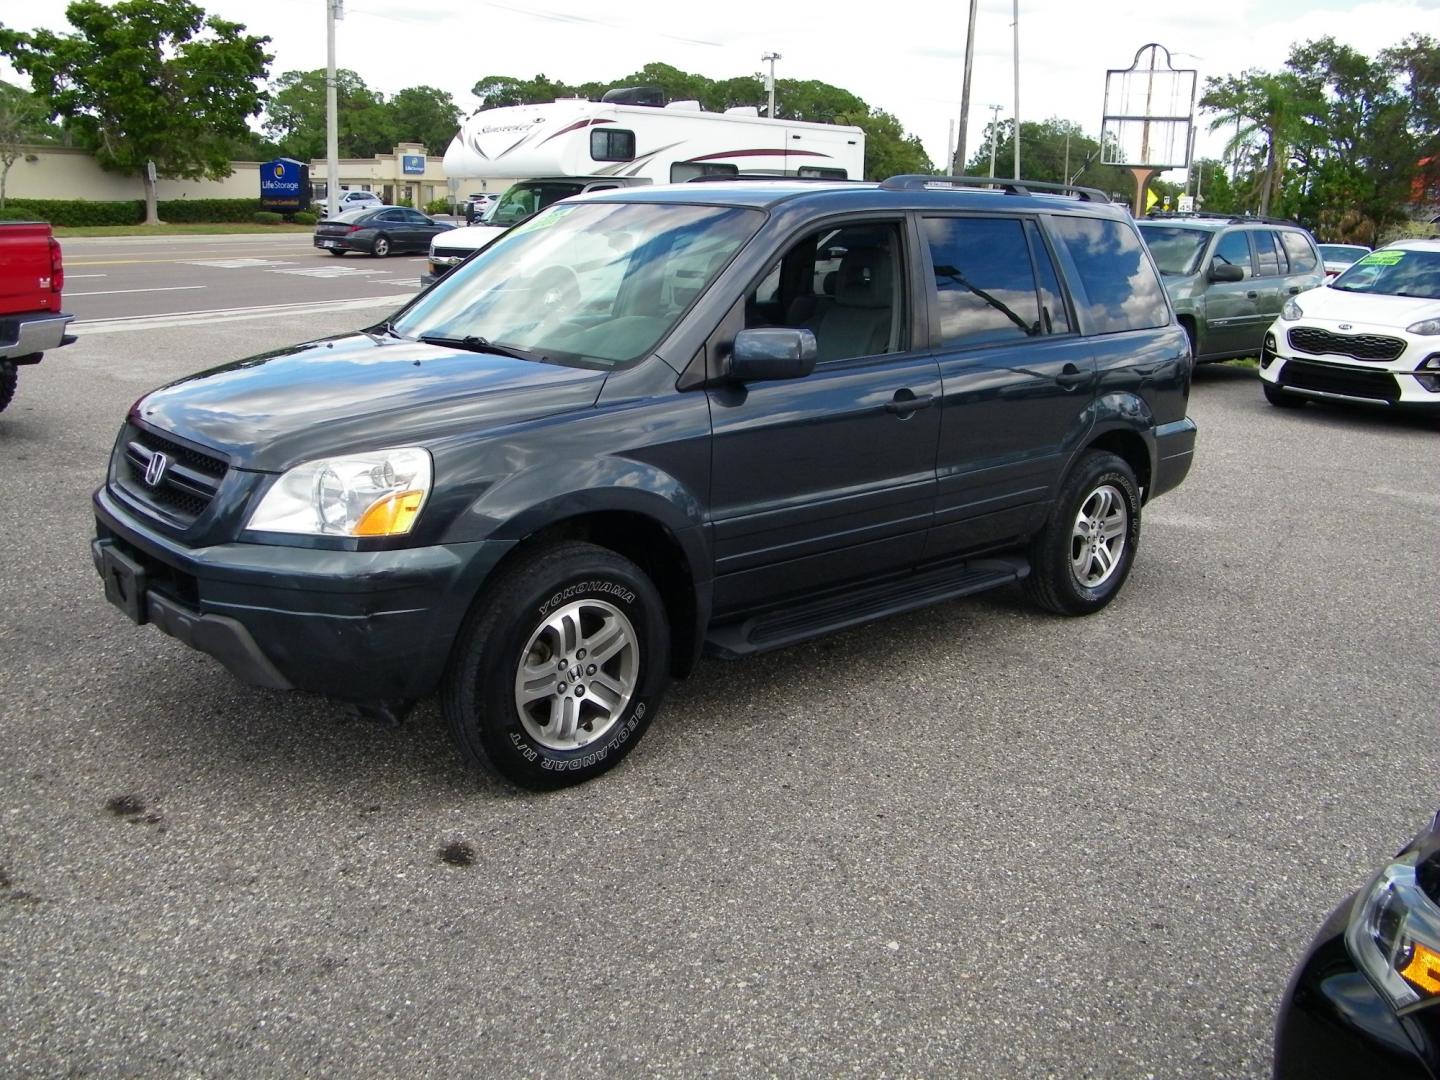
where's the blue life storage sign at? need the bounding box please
[260,158,309,211]
[402,154,426,175]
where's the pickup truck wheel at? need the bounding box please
[0,361,15,413]
[442,541,670,789]
[1026,450,1140,616]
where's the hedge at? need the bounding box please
[292,211,316,225]
[2,197,269,226]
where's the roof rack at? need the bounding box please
[879,174,1110,203]
[685,173,860,183]
[1144,210,1301,227]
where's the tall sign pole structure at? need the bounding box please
[1012,0,1021,179]
[951,0,979,175]
[1100,43,1196,216]
[325,0,343,220]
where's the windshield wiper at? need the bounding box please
[418,333,540,361]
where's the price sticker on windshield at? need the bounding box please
[1358,250,1405,266]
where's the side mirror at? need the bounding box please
[725,328,818,382]
[1208,263,1245,283]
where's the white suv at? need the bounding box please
[338,190,382,209]
[1260,238,1440,412]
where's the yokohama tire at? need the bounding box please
[1026,450,1142,616]
[441,541,670,789]
[0,361,15,413]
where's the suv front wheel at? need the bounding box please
[442,541,670,788]
[1026,450,1141,615]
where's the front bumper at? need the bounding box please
[1260,320,1440,410]
[92,484,513,702]
[0,310,74,362]
[1274,895,1439,1080]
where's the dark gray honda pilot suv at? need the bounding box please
[93,175,1197,788]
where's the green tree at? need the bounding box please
[265,69,393,161]
[856,110,931,179]
[0,0,271,224]
[1200,70,1310,216]
[0,83,56,207]
[387,86,461,154]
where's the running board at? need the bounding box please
[704,557,1029,659]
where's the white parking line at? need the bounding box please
[75,294,416,334]
[66,274,108,279]
[68,285,208,297]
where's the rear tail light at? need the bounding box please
[49,237,64,293]
[348,225,363,233]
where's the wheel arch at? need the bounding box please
[1084,426,1152,503]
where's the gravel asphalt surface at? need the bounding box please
[2,302,1437,1078]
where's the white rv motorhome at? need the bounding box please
[422,90,866,284]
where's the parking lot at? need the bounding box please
[2,290,1437,1076]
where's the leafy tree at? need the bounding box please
[0,83,56,207]
[1201,70,1310,216]
[388,86,461,154]
[265,69,393,161]
[856,110,931,179]
[0,0,271,224]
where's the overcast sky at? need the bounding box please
[3,0,1434,174]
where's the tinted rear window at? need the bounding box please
[924,217,1042,347]
[1281,232,1319,273]
[1051,216,1169,334]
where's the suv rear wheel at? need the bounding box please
[1026,450,1141,615]
[442,541,670,788]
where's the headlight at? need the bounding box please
[246,447,432,537]
[1281,299,1304,321]
[1406,318,1440,336]
[1345,847,1440,1012]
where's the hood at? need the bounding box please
[133,332,606,472]
[433,224,507,252]
[1299,284,1440,327]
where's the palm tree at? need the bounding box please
[1201,72,1308,216]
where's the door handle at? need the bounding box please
[1246,290,1259,299]
[1287,285,1301,294]
[885,390,934,417]
[1055,363,1089,389]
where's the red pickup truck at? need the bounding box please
[1,220,73,413]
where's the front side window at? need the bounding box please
[742,221,904,363]
[1212,231,1253,278]
[591,128,636,162]
[924,216,1043,347]
[393,202,763,368]
[1050,216,1169,334]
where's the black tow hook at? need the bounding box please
[345,699,416,727]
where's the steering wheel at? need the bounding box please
[530,266,580,314]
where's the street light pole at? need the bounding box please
[762,52,782,118]
[987,104,1002,178]
[1011,0,1021,179]
[325,0,342,219]
[952,0,979,175]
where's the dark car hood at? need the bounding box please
[133,333,607,471]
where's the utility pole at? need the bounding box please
[325,0,342,220]
[761,52,781,118]
[951,0,979,175]
[987,104,1002,179]
[1011,0,1021,178]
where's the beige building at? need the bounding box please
[4,142,511,210]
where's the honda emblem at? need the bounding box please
[143,451,169,488]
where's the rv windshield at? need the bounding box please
[392,201,762,368]
[487,180,588,227]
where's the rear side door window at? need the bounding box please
[1049,216,1169,334]
[1279,231,1318,274]
[1253,231,1285,277]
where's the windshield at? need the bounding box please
[487,181,588,227]
[1331,248,1440,299]
[1317,244,1369,262]
[392,201,763,368]
[1137,225,1210,276]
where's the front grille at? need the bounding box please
[430,247,469,262]
[1288,327,1405,362]
[116,425,229,525]
[1279,358,1400,402]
